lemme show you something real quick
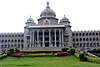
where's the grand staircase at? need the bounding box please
[21,47,65,52]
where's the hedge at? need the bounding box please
[74,53,79,58]
[75,53,100,63]
[0,54,8,60]
[22,53,55,57]
[86,56,100,63]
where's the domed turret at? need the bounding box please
[25,16,36,26]
[59,15,70,25]
[40,2,56,18]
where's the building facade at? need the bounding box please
[0,2,100,51]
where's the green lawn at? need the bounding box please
[0,55,99,67]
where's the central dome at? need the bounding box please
[40,2,56,18]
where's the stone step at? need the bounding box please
[21,47,65,52]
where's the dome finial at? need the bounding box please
[64,14,66,17]
[46,2,50,8]
[30,15,31,18]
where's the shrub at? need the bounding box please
[86,56,100,63]
[74,53,79,58]
[61,48,69,52]
[56,52,70,56]
[15,48,20,52]
[0,54,8,60]
[70,48,75,55]
[7,48,15,55]
[79,53,87,61]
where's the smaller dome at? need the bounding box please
[26,16,36,25]
[60,15,69,22]
[27,16,34,22]
[40,2,56,18]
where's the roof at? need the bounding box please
[28,25,65,29]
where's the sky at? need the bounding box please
[0,0,100,33]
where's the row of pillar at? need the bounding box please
[29,29,64,47]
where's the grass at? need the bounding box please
[0,55,100,67]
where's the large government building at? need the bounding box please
[0,2,100,51]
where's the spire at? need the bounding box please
[30,15,31,18]
[64,14,66,18]
[46,2,50,8]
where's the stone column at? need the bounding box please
[62,30,64,46]
[54,29,56,47]
[37,30,39,47]
[49,30,52,47]
[33,30,34,47]
[42,30,45,47]
[30,32,32,47]
[59,30,61,47]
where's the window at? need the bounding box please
[5,40,7,42]
[18,40,20,42]
[73,38,75,42]
[86,38,88,41]
[86,33,88,36]
[96,33,98,35]
[76,33,78,36]
[76,38,78,41]
[5,35,7,37]
[89,33,91,36]
[9,35,11,37]
[18,35,20,37]
[21,39,24,42]
[2,40,4,43]
[72,33,75,36]
[15,35,17,37]
[79,33,81,36]
[92,33,95,35]
[83,33,85,36]
[8,40,10,42]
[12,35,14,37]
[83,38,85,41]
[93,38,95,41]
[90,38,92,41]
[80,38,82,41]
[15,40,17,42]
[2,35,4,37]
[96,38,99,41]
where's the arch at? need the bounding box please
[86,38,88,41]
[79,38,82,41]
[21,39,24,42]
[93,38,95,41]
[15,40,17,42]
[72,33,75,36]
[15,35,17,37]
[79,33,81,36]
[18,39,20,42]
[8,40,10,42]
[12,40,13,42]
[39,30,43,35]
[5,40,7,42]
[76,38,78,41]
[1,45,3,48]
[8,44,10,48]
[83,38,85,41]
[86,33,88,36]
[2,40,4,43]
[73,38,75,42]
[90,38,92,41]
[96,38,99,41]
[76,33,78,36]
[11,44,13,47]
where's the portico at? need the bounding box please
[28,25,65,47]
